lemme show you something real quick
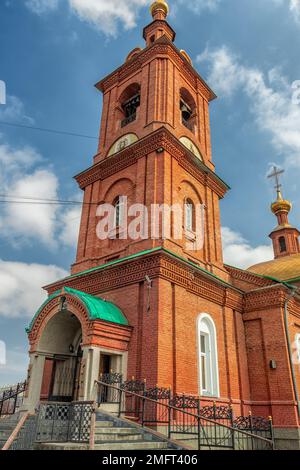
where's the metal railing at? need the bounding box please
[35,401,94,443]
[0,381,27,417]
[95,379,275,450]
[5,401,95,450]
[121,113,136,128]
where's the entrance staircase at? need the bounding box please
[0,414,20,449]
[36,410,187,451]
[93,410,186,450]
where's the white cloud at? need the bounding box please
[0,135,83,249]
[272,0,300,22]
[222,227,273,269]
[25,0,223,37]
[0,350,29,385]
[25,0,59,15]
[2,170,60,248]
[177,0,221,13]
[290,0,300,22]
[0,95,34,124]
[197,46,300,167]
[0,259,68,318]
[0,140,61,247]
[58,205,81,247]
[68,0,148,36]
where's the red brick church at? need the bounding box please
[24,0,300,449]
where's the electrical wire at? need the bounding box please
[0,120,98,140]
[0,194,99,206]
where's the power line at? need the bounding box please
[0,120,98,140]
[0,194,99,206]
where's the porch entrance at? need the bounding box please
[39,311,83,402]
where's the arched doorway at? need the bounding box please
[38,310,83,402]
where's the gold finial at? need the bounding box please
[268,166,292,215]
[150,1,169,20]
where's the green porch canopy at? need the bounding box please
[26,286,128,333]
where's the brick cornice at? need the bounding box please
[226,265,276,288]
[75,127,228,198]
[45,249,243,311]
[243,286,288,313]
[96,37,215,101]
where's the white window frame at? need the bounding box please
[185,199,194,233]
[295,333,300,363]
[114,196,125,228]
[197,313,220,398]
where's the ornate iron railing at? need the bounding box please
[0,381,27,417]
[35,401,94,443]
[6,401,94,450]
[95,379,275,450]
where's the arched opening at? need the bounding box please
[197,314,219,398]
[180,88,197,133]
[185,198,196,232]
[118,83,141,128]
[279,236,287,253]
[38,310,83,402]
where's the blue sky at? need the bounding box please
[0,0,300,385]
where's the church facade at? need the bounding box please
[24,1,300,449]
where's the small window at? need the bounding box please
[279,236,287,253]
[185,198,195,232]
[150,35,155,44]
[113,196,125,228]
[198,314,219,397]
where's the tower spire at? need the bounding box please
[144,0,175,46]
[267,166,300,258]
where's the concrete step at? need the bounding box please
[95,420,114,427]
[95,432,144,442]
[0,439,8,449]
[95,427,138,434]
[94,441,169,451]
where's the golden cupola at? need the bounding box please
[150,1,169,20]
[271,190,292,218]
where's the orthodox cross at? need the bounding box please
[268,166,285,193]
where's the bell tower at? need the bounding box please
[269,190,300,259]
[73,1,229,279]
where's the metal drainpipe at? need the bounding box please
[283,288,300,419]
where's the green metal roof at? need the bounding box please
[26,286,128,333]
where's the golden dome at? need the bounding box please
[247,253,300,282]
[150,0,169,18]
[271,190,292,215]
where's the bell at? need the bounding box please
[181,104,191,121]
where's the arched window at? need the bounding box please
[119,83,141,128]
[185,198,195,232]
[197,314,219,397]
[279,236,287,253]
[180,88,197,133]
[113,196,125,228]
